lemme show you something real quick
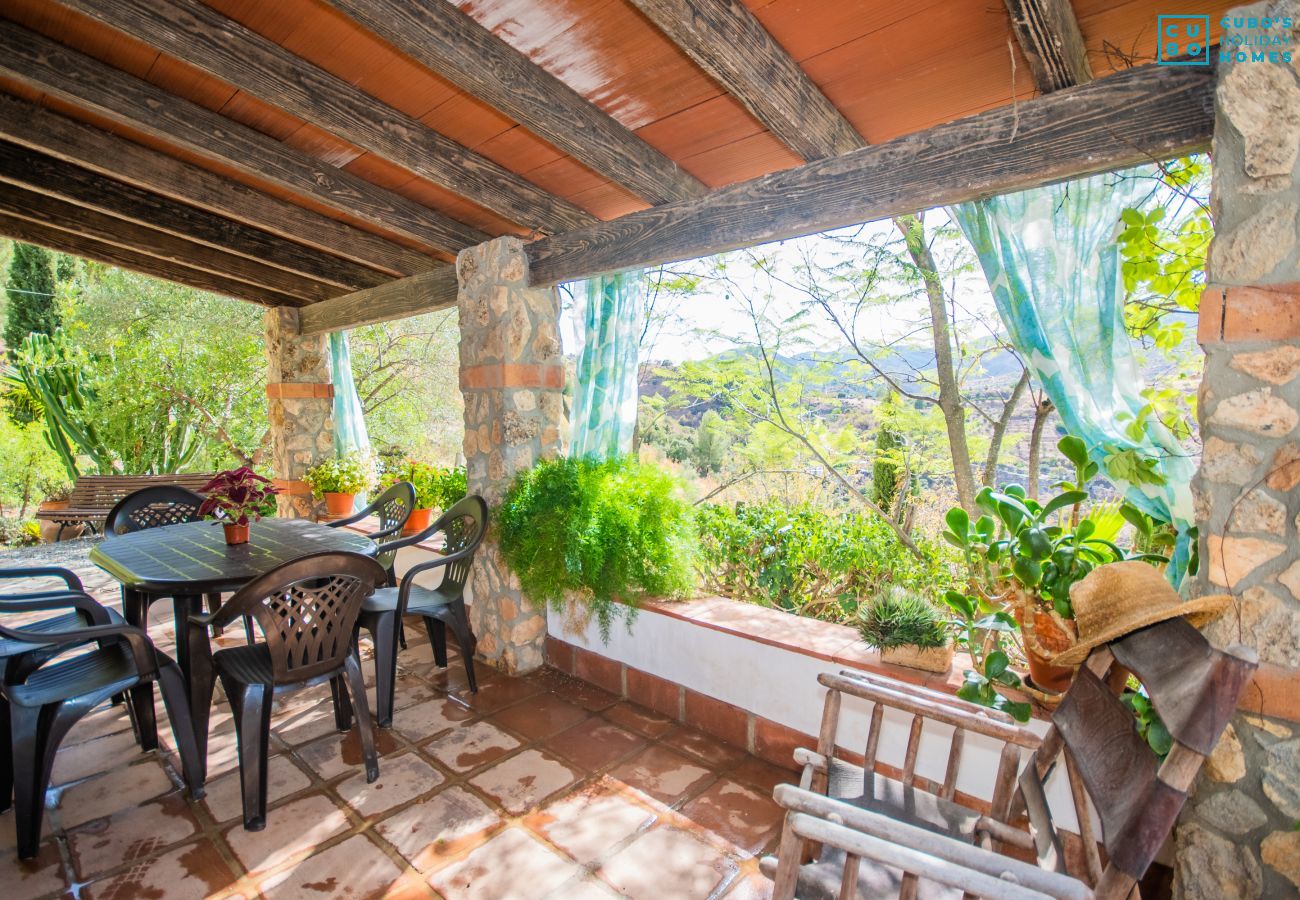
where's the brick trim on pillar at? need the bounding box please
[1177,9,1300,898]
[458,236,565,675]
[264,307,334,520]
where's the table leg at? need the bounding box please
[173,594,214,783]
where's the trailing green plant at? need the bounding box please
[303,451,375,497]
[857,588,947,650]
[696,500,951,625]
[497,454,697,638]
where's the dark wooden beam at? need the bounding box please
[0,21,488,255]
[524,62,1214,286]
[0,93,428,279]
[1003,0,1094,93]
[323,0,706,206]
[0,182,337,303]
[0,212,302,307]
[59,0,593,235]
[0,141,383,292]
[626,0,864,160]
[298,267,457,336]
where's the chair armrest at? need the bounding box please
[0,566,84,593]
[0,592,116,626]
[396,542,479,602]
[772,784,1087,900]
[0,621,157,676]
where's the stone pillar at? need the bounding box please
[457,237,565,674]
[1177,4,1300,896]
[264,307,334,519]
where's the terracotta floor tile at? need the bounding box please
[562,878,622,899]
[525,782,656,865]
[428,827,582,900]
[335,750,444,818]
[0,839,67,900]
[546,674,622,712]
[609,745,715,806]
[366,673,442,715]
[63,701,134,745]
[67,792,200,880]
[723,869,776,899]
[423,661,501,695]
[728,757,794,796]
[599,826,739,899]
[273,699,348,747]
[82,840,236,900]
[679,779,784,855]
[602,702,678,739]
[662,727,748,770]
[469,748,581,815]
[489,692,590,741]
[375,785,501,872]
[391,696,474,743]
[51,727,144,786]
[56,757,176,829]
[203,754,312,824]
[543,718,647,772]
[258,833,405,899]
[448,673,546,714]
[424,720,520,773]
[223,792,350,874]
[294,725,404,780]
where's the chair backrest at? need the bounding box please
[105,486,206,536]
[429,494,488,596]
[369,481,416,569]
[224,552,387,685]
[1015,617,1258,896]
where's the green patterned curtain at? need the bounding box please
[951,168,1196,580]
[570,271,643,459]
[329,331,371,510]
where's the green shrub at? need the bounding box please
[696,501,952,625]
[857,588,948,649]
[0,518,40,547]
[497,455,697,637]
[303,451,375,497]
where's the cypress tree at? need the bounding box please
[4,243,60,354]
[872,392,903,512]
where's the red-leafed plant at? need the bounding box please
[198,467,279,526]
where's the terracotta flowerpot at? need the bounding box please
[324,492,356,516]
[881,643,954,674]
[223,522,250,545]
[38,499,74,543]
[1016,606,1076,694]
[402,507,434,536]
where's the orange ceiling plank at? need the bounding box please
[676,131,802,188]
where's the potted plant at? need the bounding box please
[198,467,279,545]
[381,459,440,535]
[858,588,953,674]
[304,451,375,517]
[37,481,75,543]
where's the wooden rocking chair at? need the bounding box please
[766,618,1257,899]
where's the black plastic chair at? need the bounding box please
[356,495,487,727]
[190,551,387,831]
[107,486,253,643]
[0,601,205,859]
[325,481,416,587]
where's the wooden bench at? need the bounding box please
[36,474,215,539]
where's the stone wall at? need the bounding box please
[458,237,565,674]
[264,307,334,520]
[1177,4,1300,896]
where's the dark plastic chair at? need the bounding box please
[0,600,204,859]
[356,495,487,727]
[190,551,387,831]
[326,481,416,587]
[106,485,253,643]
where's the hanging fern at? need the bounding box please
[497,454,697,638]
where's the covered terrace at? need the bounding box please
[0,0,1297,898]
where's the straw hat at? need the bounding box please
[1051,560,1231,667]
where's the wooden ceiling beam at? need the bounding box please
[0,21,487,256]
[0,140,384,292]
[626,0,864,160]
[1003,0,1094,93]
[58,0,593,235]
[523,62,1214,286]
[323,0,706,206]
[298,267,457,336]
[0,212,303,307]
[0,94,429,279]
[0,182,337,303]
